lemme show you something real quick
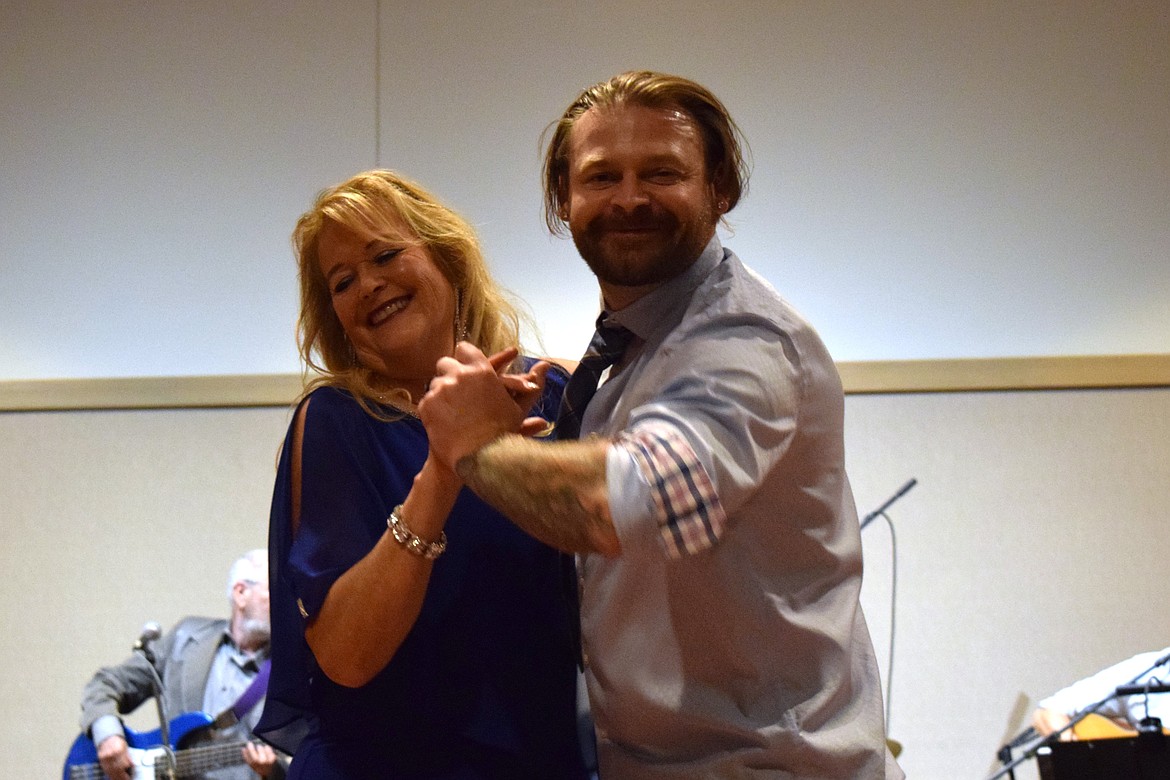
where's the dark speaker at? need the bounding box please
[1037,736,1170,780]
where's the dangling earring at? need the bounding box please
[454,287,468,343]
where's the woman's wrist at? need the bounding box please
[420,453,462,492]
[387,504,447,559]
[391,456,462,545]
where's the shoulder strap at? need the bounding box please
[211,658,271,729]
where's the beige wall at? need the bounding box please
[4,382,1168,777]
[4,0,1169,379]
[1,405,293,774]
[848,386,1170,778]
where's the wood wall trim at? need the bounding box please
[837,354,1170,394]
[2,355,1168,411]
[0,374,309,412]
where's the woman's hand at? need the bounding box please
[493,352,552,437]
[421,343,548,470]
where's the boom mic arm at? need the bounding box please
[860,478,918,530]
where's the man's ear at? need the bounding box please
[231,581,247,608]
[711,182,729,214]
[556,179,571,221]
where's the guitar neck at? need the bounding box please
[67,741,249,780]
[63,711,252,780]
[171,739,249,776]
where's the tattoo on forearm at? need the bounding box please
[456,436,612,553]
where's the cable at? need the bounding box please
[876,510,898,729]
[859,481,914,736]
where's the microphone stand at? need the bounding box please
[136,635,177,780]
[859,478,916,761]
[986,651,1170,780]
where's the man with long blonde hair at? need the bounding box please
[422,71,902,778]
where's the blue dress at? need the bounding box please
[256,362,587,779]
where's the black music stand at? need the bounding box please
[1037,731,1169,780]
[988,655,1170,780]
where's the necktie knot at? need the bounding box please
[554,316,633,441]
[581,320,634,371]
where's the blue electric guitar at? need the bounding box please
[62,711,250,780]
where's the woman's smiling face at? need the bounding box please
[316,217,456,399]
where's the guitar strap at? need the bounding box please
[211,658,271,730]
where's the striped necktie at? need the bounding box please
[554,315,634,441]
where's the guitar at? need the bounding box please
[1069,712,1169,740]
[62,711,250,780]
[1070,712,1136,740]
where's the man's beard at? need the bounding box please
[571,205,715,289]
[239,616,272,648]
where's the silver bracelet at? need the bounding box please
[387,504,447,560]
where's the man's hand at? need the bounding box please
[420,343,547,470]
[242,740,279,777]
[96,734,133,780]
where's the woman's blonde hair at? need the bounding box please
[294,170,521,414]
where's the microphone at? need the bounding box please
[861,478,918,530]
[1116,683,1170,696]
[1006,726,1038,749]
[134,621,162,665]
[134,621,162,651]
[1114,653,1170,696]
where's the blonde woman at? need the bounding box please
[256,170,588,779]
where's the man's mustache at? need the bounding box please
[593,211,677,232]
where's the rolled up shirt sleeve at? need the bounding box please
[607,421,727,559]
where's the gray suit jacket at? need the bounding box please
[81,616,233,732]
[80,616,285,778]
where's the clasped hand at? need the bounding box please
[418,343,551,472]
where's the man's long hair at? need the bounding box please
[541,70,751,235]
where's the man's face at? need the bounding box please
[563,103,721,299]
[235,576,271,645]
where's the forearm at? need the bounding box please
[1032,707,1072,737]
[456,434,621,556]
[305,456,460,687]
[80,653,160,730]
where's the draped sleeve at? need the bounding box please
[257,359,574,762]
[256,386,425,753]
